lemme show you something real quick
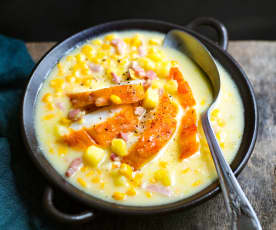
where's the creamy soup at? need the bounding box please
[35,31,244,206]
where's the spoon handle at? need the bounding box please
[201,111,262,230]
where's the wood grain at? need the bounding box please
[26,41,276,230]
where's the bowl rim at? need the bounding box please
[21,18,258,215]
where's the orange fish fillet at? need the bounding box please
[63,129,95,149]
[169,67,196,109]
[179,108,199,159]
[123,94,178,170]
[63,105,138,149]
[87,105,138,147]
[68,84,145,109]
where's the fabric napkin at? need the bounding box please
[0,35,58,230]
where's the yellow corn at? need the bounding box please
[148,38,161,45]
[60,117,71,126]
[91,176,100,183]
[104,34,116,42]
[119,163,133,179]
[151,80,162,89]
[131,34,142,47]
[65,75,76,83]
[100,182,105,189]
[57,62,65,75]
[85,170,94,177]
[42,93,53,103]
[46,103,54,111]
[132,173,143,187]
[50,78,65,90]
[145,191,152,198]
[84,79,93,87]
[77,178,87,188]
[154,168,171,187]
[111,138,128,156]
[102,43,111,50]
[159,161,168,168]
[57,145,68,155]
[110,94,122,104]
[192,179,201,187]
[112,192,126,201]
[81,165,89,173]
[75,53,86,63]
[126,187,136,196]
[81,44,94,57]
[66,55,76,63]
[91,39,103,46]
[43,114,55,120]
[211,108,220,121]
[181,168,191,174]
[56,125,69,137]
[113,175,128,187]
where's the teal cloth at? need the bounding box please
[0,35,58,229]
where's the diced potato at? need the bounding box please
[113,175,128,187]
[111,138,128,156]
[119,163,133,179]
[112,192,126,201]
[143,88,159,109]
[156,61,171,78]
[151,80,163,89]
[83,145,105,167]
[110,94,122,104]
[154,168,171,186]
[56,125,69,137]
[164,79,178,94]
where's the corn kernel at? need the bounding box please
[50,78,65,90]
[66,75,76,83]
[83,145,105,167]
[75,53,86,63]
[57,145,68,155]
[43,114,55,120]
[182,168,191,174]
[56,125,69,137]
[145,191,152,198]
[100,182,105,189]
[42,93,53,103]
[131,34,142,47]
[149,177,157,183]
[102,43,111,50]
[119,163,133,179]
[126,187,136,196]
[200,99,206,106]
[110,94,122,104]
[112,192,126,201]
[59,117,71,126]
[46,103,54,111]
[81,165,89,172]
[54,89,63,97]
[77,178,87,188]
[159,161,168,168]
[81,44,94,57]
[66,55,76,63]
[164,79,178,94]
[57,62,65,75]
[171,60,178,66]
[132,173,143,187]
[123,37,131,44]
[84,79,93,87]
[104,34,116,42]
[143,88,159,109]
[156,61,171,78]
[113,175,128,187]
[91,176,100,183]
[154,168,171,187]
[192,179,201,187]
[86,170,94,177]
[148,38,161,45]
[138,57,155,70]
[111,138,128,156]
[91,39,103,46]
[217,118,226,127]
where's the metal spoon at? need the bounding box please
[163,30,262,230]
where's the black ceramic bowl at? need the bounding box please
[21,17,258,223]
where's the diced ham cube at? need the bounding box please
[111,72,120,83]
[134,106,146,116]
[138,45,147,57]
[145,70,157,80]
[145,184,173,197]
[111,38,126,55]
[89,63,104,73]
[65,158,83,177]
[68,109,84,121]
[119,132,128,142]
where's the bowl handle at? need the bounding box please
[186,17,229,51]
[43,186,95,224]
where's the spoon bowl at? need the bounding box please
[163,29,262,230]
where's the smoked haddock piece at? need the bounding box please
[169,67,196,109]
[63,105,138,149]
[63,129,95,149]
[123,94,178,170]
[179,108,199,159]
[87,105,138,147]
[69,84,145,109]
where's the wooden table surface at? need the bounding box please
[26,41,276,230]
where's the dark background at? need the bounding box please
[0,0,275,41]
